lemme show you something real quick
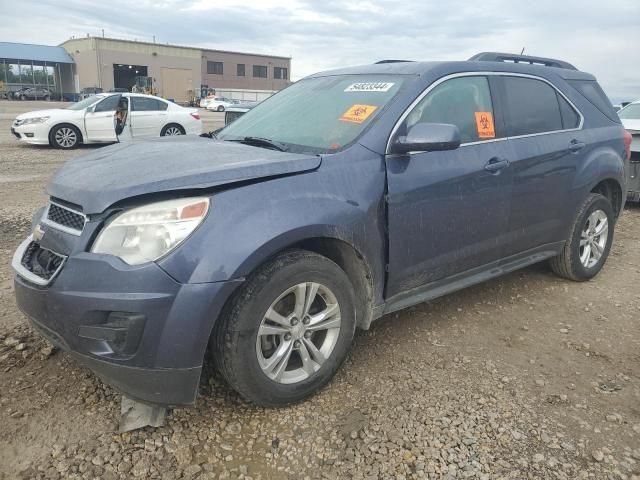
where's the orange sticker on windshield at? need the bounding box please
[475,112,495,138]
[340,104,378,124]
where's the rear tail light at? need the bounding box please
[190,112,201,120]
[623,130,632,161]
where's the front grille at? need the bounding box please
[21,241,65,282]
[46,203,86,233]
[11,128,20,139]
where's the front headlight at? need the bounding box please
[91,197,210,265]
[21,116,50,125]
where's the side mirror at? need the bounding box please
[391,123,461,154]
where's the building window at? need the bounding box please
[207,61,223,75]
[253,65,268,78]
[274,67,288,80]
[237,64,245,76]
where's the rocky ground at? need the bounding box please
[0,101,638,480]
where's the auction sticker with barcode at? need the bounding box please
[344,82,395,92]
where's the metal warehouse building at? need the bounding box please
[0,42,76,100]
[1,37,291,103]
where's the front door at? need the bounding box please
[385,75,513,298]
[84,95,120,142]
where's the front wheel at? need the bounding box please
[212,250,356,406]
[217,105,225,112]
[549,193,614,281]
[50,124,80,149]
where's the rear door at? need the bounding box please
[385,74,514,298]
[496,75,584,256]
[130,96,167,138]
[84,95,120,142]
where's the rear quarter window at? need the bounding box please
[557,93,581,129]
[567,80,620,123]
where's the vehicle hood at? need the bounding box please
[48,136,322,214]
[622,118,640,132]
[16,109,79,120]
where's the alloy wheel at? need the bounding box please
[256,282,341,384]
[55,127,77,148]
[579,209,608,268]
[165,126,182,136]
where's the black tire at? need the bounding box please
[212,249,356,406]
[549,193,614,281]
[217,105,225,112]
[160,124,185,137]
[49,124,81,149]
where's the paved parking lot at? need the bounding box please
[0,100,639,480]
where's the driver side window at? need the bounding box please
[94,95,121,113]
[404,76,496,144]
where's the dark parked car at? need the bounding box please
[224,101,259,125]
[13,86,52,100]
[12,52,628,407]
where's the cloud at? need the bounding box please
[0,0,637,101]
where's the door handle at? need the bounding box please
[484,157,510,173]
[568,139,586,153]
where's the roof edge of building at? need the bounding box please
[59,36,291,61]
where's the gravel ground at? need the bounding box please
[0,100,639,480]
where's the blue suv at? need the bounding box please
[12,52,628,407]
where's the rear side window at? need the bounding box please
[557,93,580,129]
[132,97,165,111]
[404,76,497,144]
[567,80,620,123]
[502,77,563,136]
[94,95,120,112]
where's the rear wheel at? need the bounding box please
[50,124,80,149]
[550,193,614,281]
[212,250,356,406]
[160,124,185,136]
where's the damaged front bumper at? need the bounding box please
[12,233,240,406]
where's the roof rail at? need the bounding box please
[374,59,414,64]
[468,52,577,70]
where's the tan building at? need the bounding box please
[60,37,291,103]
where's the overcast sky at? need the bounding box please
[1,0,638,102]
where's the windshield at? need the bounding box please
[618,103,640,120]
[218,75,406,153]
[67,95,105,111]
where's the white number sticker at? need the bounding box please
[344,82,395,93]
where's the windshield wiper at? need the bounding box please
[231,136,288,152]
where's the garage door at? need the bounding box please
[161,68,193,103]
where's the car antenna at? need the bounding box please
[520,47,526,55]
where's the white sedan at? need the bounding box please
[204,97,236,112]
[11,93,202,149]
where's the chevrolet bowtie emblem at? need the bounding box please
[33,224,45,242]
